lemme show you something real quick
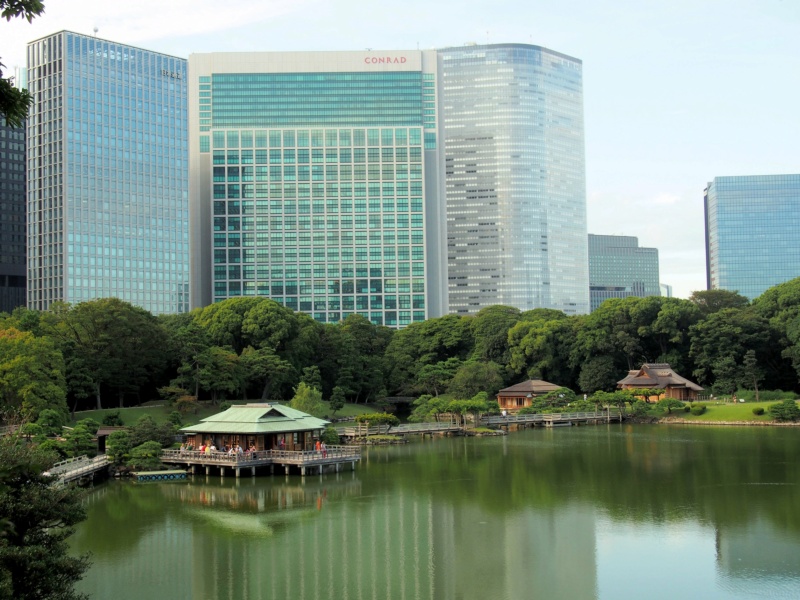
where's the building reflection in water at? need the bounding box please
[75,473,598,600]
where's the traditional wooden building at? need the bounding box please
[617,363,703,401]
[180,403,329,453]
[497,379,564,412]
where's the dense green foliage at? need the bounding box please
[4,279,800,425]
[0,436,89,600]
[768,399,800,422]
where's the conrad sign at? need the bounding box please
[364,56,408,64]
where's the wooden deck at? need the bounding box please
[161,445,361,477]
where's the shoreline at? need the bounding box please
[656,418,800,427]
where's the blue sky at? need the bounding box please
[3,0,799,298]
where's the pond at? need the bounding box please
[71,425,800,599]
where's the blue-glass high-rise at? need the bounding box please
[704,175,800,300]
[26,31,189,314]
[439,44,589,315]
[189,51,447,328]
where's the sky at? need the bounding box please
[2,0,799,299]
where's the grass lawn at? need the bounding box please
[658,400,788,422]
[72,400,384,427]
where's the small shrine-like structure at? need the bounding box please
[617,363,703,402]
[496,379,564,413]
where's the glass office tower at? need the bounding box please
[189,51,447,327]
[439,44,589,315]
[26,31,189,314]
[0,118,27,313]
[704,174,800,300]
[588,234,660,312]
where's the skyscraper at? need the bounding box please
[0,118,26,314]
[439,44,588,315]
[188,51,447,327]
[588,234,660,312]
[704,174,800,300]
[26,31,189,314]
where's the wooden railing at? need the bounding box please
[482,409,622,425]
[45,455,109,485]
[161,445,360,466]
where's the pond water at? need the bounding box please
[71,425,800,599]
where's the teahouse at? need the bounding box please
[617,363,703,402]
[496,379,563,412]
[180,403,328,452]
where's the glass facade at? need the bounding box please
[190,52,445,327]
[704,174,800,300]
[0,119,27,313]
[588,234,660,312]
[26,31,189,314]
[439,44,589,315]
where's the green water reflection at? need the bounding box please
[72,425,800,599]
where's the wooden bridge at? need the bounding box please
[336,421,464,440]
[44,454,110,486]
[482,409,623,427]
[161,445,361,478]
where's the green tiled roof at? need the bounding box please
[180,403,329,435]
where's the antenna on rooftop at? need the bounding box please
[93,27,98,37]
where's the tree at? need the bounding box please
[239,346,293,401]
[46,299,169,409]
[106,431,132,466]
[289,382,325,418]
[469,305,521,363]
[689,289,750,317]
[741,349,764,401]
[328,386,346,416]
[0,1,45,127]
[127,416,176,448]
[195,346,244,403]
[62,425,95,458]
[0,436,89,600]
[300,366,322,391]
[577,355,618,393]
[415,358,461,396]
[446,360,504,399]
[0,327,68,422]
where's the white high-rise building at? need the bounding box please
[439,44,589,315]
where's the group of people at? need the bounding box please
[179,442,257,458]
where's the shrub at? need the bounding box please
[320,426,340,445]
[36,409,66,436]
[75,418,101,435]
[102,411,124,426]
[690,405,706,416]
[126,441,164,471]
[630,401,649,417]
[219,401,232,411]
[752,407,765,416]
[768,399,800,422]
[657,398,686,414]
[683,405,691,413]
[354,412,399,427]
[167,411,183,427]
